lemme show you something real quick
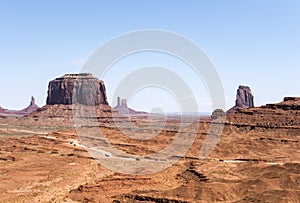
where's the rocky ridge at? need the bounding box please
[227,97,300,127]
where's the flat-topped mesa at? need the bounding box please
[46,73,108,106]
[57,73,94,79]
[283,97,300,102]
[264,97,300,111]
[227,85,254,114]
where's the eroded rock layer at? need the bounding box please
[227,97,300,127]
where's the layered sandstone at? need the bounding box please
[227,97,300,127]
[46,73,108,106]
[227,85,254,114]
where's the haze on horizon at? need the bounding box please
[0,1,299,113]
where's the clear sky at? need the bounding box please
[0,0,299,112]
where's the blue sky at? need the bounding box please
[0,1,299,112]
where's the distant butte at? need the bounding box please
[113,97,147,115]
[27,73,115,124]
[227,85,254,114]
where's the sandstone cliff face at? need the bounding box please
[46,73,108,106]
[236,85,254,108]
[227,85,254,114]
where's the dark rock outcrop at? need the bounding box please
[46,73,108,106]
[227,85,254,114]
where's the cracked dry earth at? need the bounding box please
[0,120,299,203]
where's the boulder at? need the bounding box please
[211,109,226,120]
